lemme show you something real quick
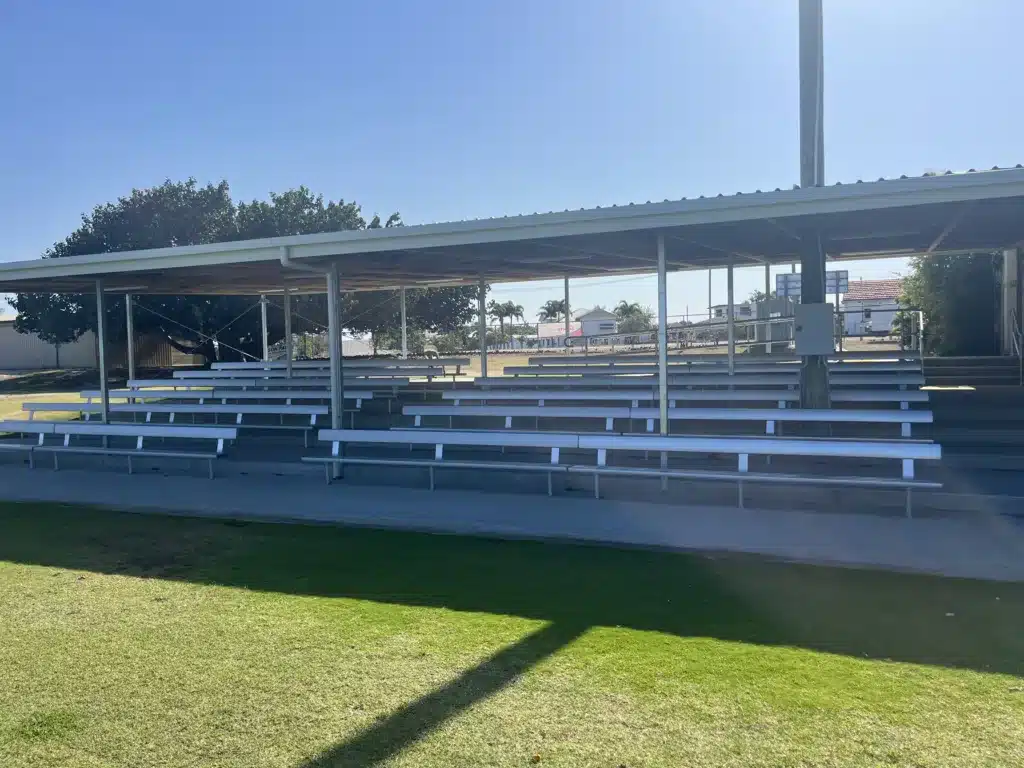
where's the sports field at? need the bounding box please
[0,503,1020,767]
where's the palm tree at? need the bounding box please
[614,300,643,319]
[487,299,509,337]
[615,300,654,333]
[538,299,567,322]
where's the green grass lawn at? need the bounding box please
[0,503,1021,767]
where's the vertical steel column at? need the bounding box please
[400,286,408,359]
[95,280,109,424]
[283,287,293,379]
[478,279,488,378]
[260,294,270,361]
[657,236,669,436]
[327,265,344,431]
[727,257,735,375]
[799,0,830,408]
[708,269,713,321]
[564,276,571,353]
[1002,249,1020,355]
[765,264,771,296]
[125,293,136,382]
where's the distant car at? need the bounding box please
[423,345,439,359]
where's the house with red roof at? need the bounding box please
[841,279,904,336]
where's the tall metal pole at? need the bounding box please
[657,236,669,436]
[260,294,270,362]
[283,287,293,379]
[764,264,772,355]
[799,0,830,408]
[564,276,571,353]
[400,287,408,359]
[727,257,735,374]
[478,279,488,378]
[95,280,109,424]
[326,264,344,437]
[125,293,136,382]
[708,269,713,320]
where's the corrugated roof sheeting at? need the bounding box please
[0,167,1023,295]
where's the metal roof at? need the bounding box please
[1,166,1023,295]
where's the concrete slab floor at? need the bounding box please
[0,464,1022,582]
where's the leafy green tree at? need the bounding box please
[901,252,999,356]
[10,180,478,362]
[614,300,654,333]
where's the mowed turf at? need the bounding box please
[0,504,1021,767]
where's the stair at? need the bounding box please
[923,356,1021,387]
[930,386,1024,453]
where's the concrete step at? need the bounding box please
[932,428,1024,446]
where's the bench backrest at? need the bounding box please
[129,379,234,389]
[211,389,370,401]
[316,427,940,478]
[529,351,920,366]
[318,428,579,449]
[113,403,328,415]
[0,420,56,444]
[504,365,801,378]
[576,434,941,472]
[55,422,238,453]
[404,404,932,425]
[212,358,468,370]
[82,389,211,400]
[27,401,328,415]
[81,389,371,402]
[474,375,797,388]
[443,389,801,404]
[174,368,433,380]
[237,378,408,389]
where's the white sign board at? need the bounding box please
[776,270,849,299]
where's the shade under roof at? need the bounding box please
[1,167,1022,295]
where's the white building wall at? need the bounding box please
[0,322,98,370]
[580,318,617,336]
[842,300,900,336]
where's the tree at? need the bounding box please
[486,300,524,338]
[538,299,567,322]
[614,300,654,333]
[507,302,525,326]
[901,252,1000,356]
[344,284,480,354]
[487,300,509,337]
[748,289,776,304]
[10,180,479,362]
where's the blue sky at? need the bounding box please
[1,0,1021,322]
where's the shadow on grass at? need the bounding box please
[0,502,1021,682]
[299,621,588,768]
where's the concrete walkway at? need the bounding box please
[0,464,1022,582]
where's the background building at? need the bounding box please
[574,307,618,336]
[842,279,904,336]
